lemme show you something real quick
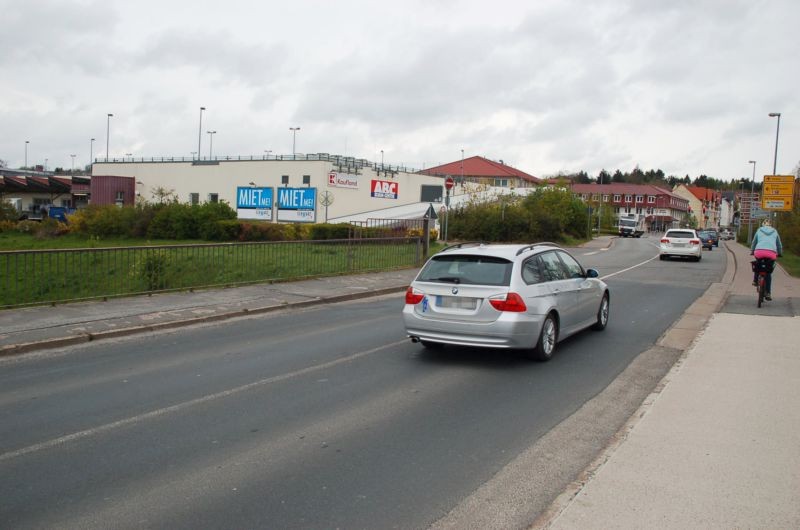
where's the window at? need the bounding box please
[557,251,584,279]
[493,178,508,187]
[602,194,609,202]
[32,198,52,213]
[189,193,199,205]
[625,194,632,203]
[521,257,543,285]
[635,195,643,203]
[303,175,311,186]
[592,193,599,200]
[115,191,125,201]
[538,252,567,282]
[207,193,219,203]
[613,194,621,202]
[61,199,72,207]
[582,194,589,200]
[417,255,512,286]
[648,195,656,204]
[281,175,289,186]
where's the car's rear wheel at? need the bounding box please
[660,255,667,261]
[528,314,557,362]
[592,293,610,331]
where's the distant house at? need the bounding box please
[672,185,722,229]
[570,183,690,230]
[418,156,540,189]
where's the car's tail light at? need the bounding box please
[660,238,670,244]
[405,286,424,305]
[690,239,700,245]
[489,292,527,312]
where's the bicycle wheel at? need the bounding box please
[757,275,765,308]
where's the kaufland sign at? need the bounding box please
[371,179,398,199]
[328,171,359,189]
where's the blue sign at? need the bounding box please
[277,187,316,210]
[237,187,273,209]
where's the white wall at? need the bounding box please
[92,159,450,221]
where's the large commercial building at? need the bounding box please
[91,154,457,223]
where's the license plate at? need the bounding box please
[436,296,477,309]
[673,243,686,248]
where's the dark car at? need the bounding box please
[696,230,714,250]
[706,229,720,247]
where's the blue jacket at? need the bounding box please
[751,226,783,254]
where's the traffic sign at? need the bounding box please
[762,175,795,211]
[424,203,438,220]
[445,177,455,190]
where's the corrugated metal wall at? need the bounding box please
[89,175,135,206]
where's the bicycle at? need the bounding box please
[751,258,775,308]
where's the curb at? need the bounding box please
[0,285,408,358]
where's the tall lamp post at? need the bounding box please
[207,130,217,159]
[747,160,756,245]
[768,112,781,175]
[197,107,206,160]
[90,138,95,169]
[106,114,113,160]
[24,140,29,168]
[70,154,76,172]
[768,112,781,225]
[598,172,604,234]
[290,127,300,156]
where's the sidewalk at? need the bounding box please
[0,268,419,356]
[541,241,800,529]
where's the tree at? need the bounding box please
[150,186,178,204]
[611,170,625,183]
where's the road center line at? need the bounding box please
[0,339,408,464]
[600,254,660,281]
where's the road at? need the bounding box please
[0,236,726,529]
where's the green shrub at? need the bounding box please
[309,223,352,240]
[238,222,292,241]
[136,250,172,291]
[0,200,19,222]
[16,220,40,234]
[203,219,241,241]
[0,220,17,232]
[34,218,69,239]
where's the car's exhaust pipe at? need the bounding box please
[409,336,420,343]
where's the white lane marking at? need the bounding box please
[583,251,600,256]
[0,339,408,463]
[600,254,660,281]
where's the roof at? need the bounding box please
[419,156,540,184]
[571,183,688,201]
[684,186,720,202]
[436,242,561,260]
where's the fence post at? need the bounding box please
[423,217,430,259]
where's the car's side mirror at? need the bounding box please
[586,268,599,278]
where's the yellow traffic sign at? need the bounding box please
[761,175,795,211]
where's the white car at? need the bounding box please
[659,229,702,261]
[402,242,610,361]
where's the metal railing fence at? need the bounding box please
[0,237,422,309]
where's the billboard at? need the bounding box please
[328,171,359,189]
[236,186,273,220]
[277,187,317,223]
[371,179,398,199]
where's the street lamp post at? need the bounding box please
[290,127,300,156]
[106,114,113,160]
[70,154,76,172]
[197,107,205,160]
[598,172,604,234]
[768,112,781,175]
[207,131,216,159]
[24,140,29,168]
[747,160,756,245]
[264,149,272,159]
[381,149,384,167]
[90,138,95,168]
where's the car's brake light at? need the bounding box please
[690,239,700,245]
[405,287,424,305]
[489,292,527,312]
[660,238,670,244]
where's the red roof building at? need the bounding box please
[570,183,691,229]
[418,156,540,189]
[672,185,722,229]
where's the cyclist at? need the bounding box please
[751,219,783,301]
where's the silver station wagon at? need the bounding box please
[403,242,610,361]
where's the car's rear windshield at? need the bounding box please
[417,255,512,286]
[666,231,695,239]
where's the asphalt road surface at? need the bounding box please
[0,235,726,529]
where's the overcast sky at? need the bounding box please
[2,0,797,183]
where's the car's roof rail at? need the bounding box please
[440,241,491,252]
[515,241,562,256]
